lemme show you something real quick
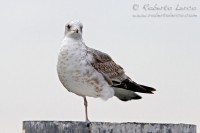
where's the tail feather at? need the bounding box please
[113,87,142,101]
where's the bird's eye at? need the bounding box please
[67,24,71,29]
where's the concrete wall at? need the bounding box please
[23,121,196,133]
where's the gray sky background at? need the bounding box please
[0,0,199,132]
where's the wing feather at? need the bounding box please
[86,47,156,100]
[87,47,125,79]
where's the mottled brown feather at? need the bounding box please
[87,47,125,79]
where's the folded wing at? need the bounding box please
[86,47,156,101]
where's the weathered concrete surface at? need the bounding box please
[23,121,196,133]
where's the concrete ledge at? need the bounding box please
[23,121,196,133]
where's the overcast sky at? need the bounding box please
[0,0,199,132]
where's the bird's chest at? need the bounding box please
[57,48,102,97]
[57,45,94,88]
[58,47,87,76]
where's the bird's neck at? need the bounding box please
[64,36,83,43]
[64,34,82,41]
[61,37,85,50]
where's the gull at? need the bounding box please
[57,20,156,121]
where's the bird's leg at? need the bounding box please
[83,96,89,121]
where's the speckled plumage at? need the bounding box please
[57,37,114,100]
[57,20,156,121]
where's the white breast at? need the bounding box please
[57,38,114,100]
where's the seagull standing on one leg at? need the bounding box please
[57,20,156,121]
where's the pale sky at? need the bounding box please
[0,0,199,132]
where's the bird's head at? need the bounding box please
[64,20,83,39]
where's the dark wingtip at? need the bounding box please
[149,91,154,94]
[150,88,156,91]
[112,79,156,94]
[139,85,156,93]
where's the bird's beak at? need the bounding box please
[72,29,79,33]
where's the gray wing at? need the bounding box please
[86,47,155,101]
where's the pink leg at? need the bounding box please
[83,96,89,121]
